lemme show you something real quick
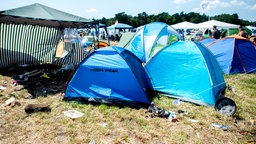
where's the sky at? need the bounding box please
[0,0,256,22]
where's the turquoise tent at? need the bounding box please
[145,41,226,106]
[125,22,183,63]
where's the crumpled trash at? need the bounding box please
[212,123,228,131]
[4,97,20,108]
[228,86,236,94]
[172,99,183,105]
[0,85,7,90]
[168,111,179,122]
[100,123,108,128]
[239,130,256,136]
[41,73,51,79]
[42,88,48,97]
[146,102,170,118]
[89,139,95,144]
[63,110,83,119]
[4,97,15,107]
[188,119,199,123]
[15,85,24,91]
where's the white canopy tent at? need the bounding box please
[246,26,256,31]
[171,21,197,29]
[246,26,256,36]
[193,20,240,36]
[171,21,197,40]
[194,20,239,29]
[246,25,256,29]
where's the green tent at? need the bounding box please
[117,32,135,47]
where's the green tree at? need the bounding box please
[100,17,107,24]
[186,12,205,23]
[155,12,171,24]
[115,12,132,25]
[95,12,256,28]
[137,12,149,26]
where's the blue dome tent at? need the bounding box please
[206,35,256,74]
[145,41,227,106]
[200,38,217,47]
[64,46,155,108]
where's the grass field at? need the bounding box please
[0,66,255,144]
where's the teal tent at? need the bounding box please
[145,41,226,106]
[125,22,183,63]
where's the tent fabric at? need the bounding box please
[0,23,62,68]
[194,20,239,29]
[64,46,155,108]
[200,38,217,47]
[54,42,84,65]
[246,26,256,31]
[206,35,256,74]
[125,22,183,63]
[107,23,133,29]
[171,21,197,29]
[145,41,226,106]
[55,40,66,58]
[0,3,93,27]
[117,32,135,47]
[0,3,94,68]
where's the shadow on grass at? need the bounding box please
[1,64,156,110]
[63,97,151,110]
[0,64,72,98]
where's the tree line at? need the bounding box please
[96,11,256,28]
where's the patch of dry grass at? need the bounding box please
[0,67,255,144]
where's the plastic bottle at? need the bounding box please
[42,88,48,97]
[168,111,176,121]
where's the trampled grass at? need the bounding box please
[0,69,255,144]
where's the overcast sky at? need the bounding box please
[0,0,255,22]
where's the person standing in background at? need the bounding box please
[238,25,248,38]
[211,25,221,39]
